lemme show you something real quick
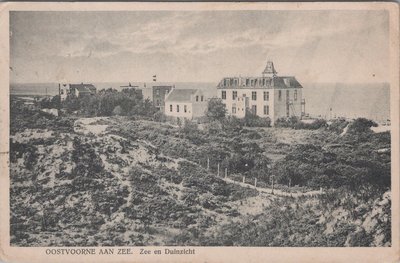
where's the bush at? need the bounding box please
[328,118,349,134]
[275,116,327,130]
[347,118,378,134]
[153,111,167,122]
[243,109,271,127]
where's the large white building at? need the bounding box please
[164,88,208,120]
[217,61,305,125]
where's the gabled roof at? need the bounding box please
[165,89,199,102]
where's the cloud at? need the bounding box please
[77,38,121,57]
[10,10,389,83]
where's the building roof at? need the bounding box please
[70,84,97,93]
[217,61,303,89]
[152,85,174,89]
[217,76,303,89]
[273,76,303,89]
[165,89,198,102]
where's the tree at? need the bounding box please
[205,98,227,121]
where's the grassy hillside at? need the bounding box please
[9,103,391,246]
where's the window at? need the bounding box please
[61,89,64,95]
[233,91,237,100]
[170,104,173,112]
[222,91,226,100]
[156,99,160,106]
[252,91,257,101]
[264,105,269,115]
[278,90,282,100]
[184,105,187,113]
[177,105,180,112]
[252,105,257,115]
[156,89,160,96]
[232,107,236,114]
[294,90,298,101]
[264,91,269,101]
[246,79,250,86]
[201,96,204,102]
[196,96,199,102]
[286,90,290,100]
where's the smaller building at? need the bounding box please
[59,83,97,101]
[164,89,208,120]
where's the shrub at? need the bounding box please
[347,118,378,134]
[275,116,327,130]
[328,118,349,134]
[243,109,271,127]
[153,111,167,122]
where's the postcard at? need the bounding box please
[0,2,398,263]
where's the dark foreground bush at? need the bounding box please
[275,116,327,130]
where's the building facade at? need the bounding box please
[142,85,174,111]
[59,83,97,101]
[164,89,208,120]
[216,61,305,125]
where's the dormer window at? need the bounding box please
[284,78,291,87]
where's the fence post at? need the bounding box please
[217,163,220,177]
[207,158,210,170]
[254,178,257,187]
[225,168,227,179]
[271,175,275,195]
[243,176,245,183]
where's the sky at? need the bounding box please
[10,10,389,84]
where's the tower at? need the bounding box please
[262,61,277,77]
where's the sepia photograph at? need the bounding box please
[1,2,399,262]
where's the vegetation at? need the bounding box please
[9,93,391,247]
[10,100,75,134]
[62,88,157,118]
[205,98,227,121]
[275,116,327,130]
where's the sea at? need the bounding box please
[10,82,391,123]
